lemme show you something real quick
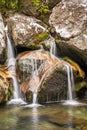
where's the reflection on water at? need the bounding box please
[32,108,39,130]
[0,102,87,130]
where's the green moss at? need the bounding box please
[31,0,50,14]
[29,42,41,50]
[8,85,13,101]
[76,81,87,91]
[36,32,49,42]
[42,43,50,51]
[64,57,85,78]
[55,38,61,43]
[0,0,22,18]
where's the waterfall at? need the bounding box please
[6,33,20,99]
[31,59,39,105]
[66,65,74,100]
[5,27,26,105]
[64,65,79,105]
[24,59,44,107]
[50,41,57,56]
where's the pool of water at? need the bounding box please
[0,101,87,130]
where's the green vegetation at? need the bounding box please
[32,0,50,14]
[0,0,22,17]
[64,57,85,78]
[76,81,87,91]
[8,85,13,100]
[35,32,49,42]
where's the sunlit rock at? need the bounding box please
[49,0,87,49]
[7,14,48,49]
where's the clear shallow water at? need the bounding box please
[0,101,87,130]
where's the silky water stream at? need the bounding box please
[5,27,26,105]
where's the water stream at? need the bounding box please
[64,65,80,105]
[5,28,26,105]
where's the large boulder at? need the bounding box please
[49,0,87,75]
[0,13,6,64]
[49,0,87,42]
[7,14,49,50]
[17,50,80,103]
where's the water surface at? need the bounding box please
[0,101,87,130]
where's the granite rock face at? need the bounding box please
[49,0,87,39]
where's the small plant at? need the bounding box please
[32,0,50,14]
[0,0,22,17]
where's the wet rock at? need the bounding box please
[0,78,8,104]
[49,112,76,128]
[0,13,6,64]
[56,41,87,75]
[7,14,48,49]
[17,50,73,103]
[38,65,68,103]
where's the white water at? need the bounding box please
[63,65,80,105]
[6,33,20,99]
[32,59,39,105]
[50,41,57,56]
[66,65,74,100]
[49,38,85,105]
[6,31,26,105]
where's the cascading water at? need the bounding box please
[5,26,26,105]
[49,40,79,104]
[64,65,79,105]
[6,33,20,99]
[66,65,75,100]
[32,59,38,106]
[25,58,43,107]
[50,41,57,57]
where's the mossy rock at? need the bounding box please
[35,32,49,42]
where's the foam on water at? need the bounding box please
[62,100,87,106]
[24,103,42,108]
[8,98,27,105]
